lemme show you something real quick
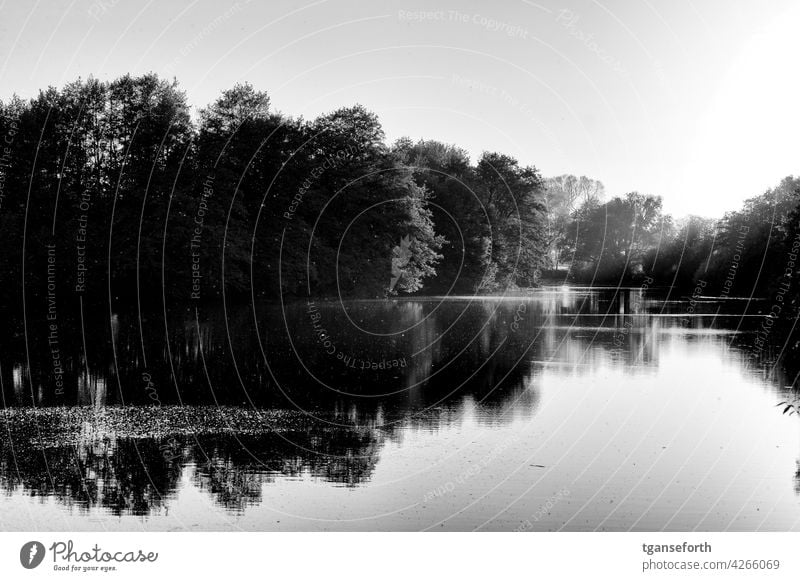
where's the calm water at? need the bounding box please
[1,287,799,531]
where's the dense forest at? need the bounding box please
[1,73,798,314]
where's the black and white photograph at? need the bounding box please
[0,0,799,578]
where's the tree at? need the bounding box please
[291,106,444,297]
[475,152,548,289]
[646,215,713,287]
[543,174,605,269]
[392,139,490,293]
[703,176,800,297]
[571,192,664,281]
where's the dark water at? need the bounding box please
[1,287,799,531]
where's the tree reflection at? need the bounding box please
[2,288,799,514]
[0,435,181,515]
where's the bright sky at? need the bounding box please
[1,0,798,217]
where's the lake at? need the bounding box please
[1,287,799,531]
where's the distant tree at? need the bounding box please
[571,192,664,280]
[475,152,548,289]
[703,176,800,297]
[546,174,604,209]
[646,215,714,287]
[543,174,605,269]
[199,82,270,134]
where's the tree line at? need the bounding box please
[557,174,800,306]
[0,74,549,311]
[0,73,798,314]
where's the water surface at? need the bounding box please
[1,287,799,531]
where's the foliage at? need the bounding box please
[568,192,666,281]
[3,73,800,311]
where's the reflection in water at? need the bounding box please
[0,288,798,530]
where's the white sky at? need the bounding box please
[0,0,798,217]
